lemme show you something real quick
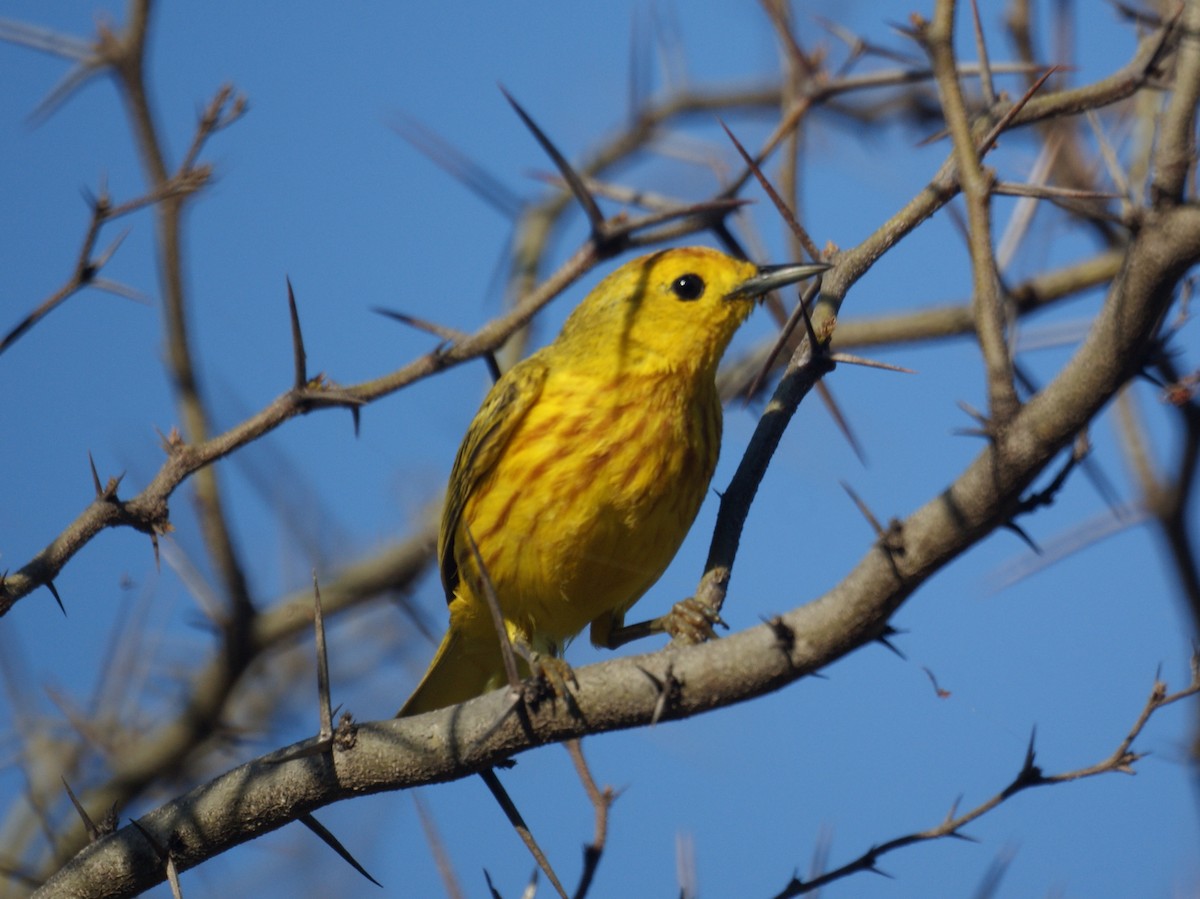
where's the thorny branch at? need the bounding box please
[771,665,1200,897]
[32,177,1200,895]
[3,2,1199,896]
[921,1,1021,425]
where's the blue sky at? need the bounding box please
[2,2,1198,897]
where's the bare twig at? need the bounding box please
[771,668,1200,896]
[0,190,141,356]
[922,2,1020,425]
[414,794,465,899]
[565,740,616,899]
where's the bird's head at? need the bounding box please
[557,246,828,378]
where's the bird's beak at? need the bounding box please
[727,261,831,300]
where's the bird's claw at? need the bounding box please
[524,652,579,707]
[662,597,726,645]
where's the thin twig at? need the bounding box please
[772,668,1200,896]
[565,740,616,899]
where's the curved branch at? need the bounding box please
[38,192,1200,899]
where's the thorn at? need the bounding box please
[889,18,924,41]
[92,227,130,268]
[1137,367,1168,389]
[86,455,123,501]
[483,869,504,899]
[745,278,827,401]
[93,271,152,300]
[350,405,361,437]
[373,307,503,382]
[312,571,334,742]
[1023,726,1039,771]
[158,426,185,455]
[159,854,182,892]
[287,278,307,391]
[270,736,336,765]
[967,0,996,107]
[164,854,183,899]
[992,180,1122,203]
[62,777,101,842]
[762,614,795,656]
[1003,520,1042,554]
[875,627,907,660]
[373,306,466,342]
[880,520,908,564]
[826,352,916,374]
[90,176,110,213]
[388,112,522,219]
[945,829,980,844]
[1003,727,1044,797]
[128,818,167,861]
[954,427,991,439]
[47,580,65,616]
[150,531,161,571]
[500,87,609,251]
[719,120,821,262]
[1012,442,1083,521]
[867,861,895,880]
[711,221,746,260]
[945,794,962,822]
[28,60,103,125]
[88,452,103,498]
[483,352,503,385]
[957,399,988,426]
[479,768,568,899]
[841,481,884,537]
[299,813,382,887]
[1115,751,1145,774]
[1107,0,1166,27]
[578,194,749,247]
[637,662,679,726]
[976,66,1062,157]
[816,380,867,466]
[915,125,951,148]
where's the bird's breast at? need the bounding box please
[459,369,721,643]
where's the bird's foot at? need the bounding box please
[597,597,728,649]
[661,596,727,645]
[524,652,580,710]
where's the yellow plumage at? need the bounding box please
[399,246,824,716]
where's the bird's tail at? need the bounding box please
[397,618,508,717]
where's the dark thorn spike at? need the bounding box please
[47,580,65,616]
[500,87,607,243]
[299,813,382,887]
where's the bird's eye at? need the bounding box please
[671,273,705,301]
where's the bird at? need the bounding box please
[398,246,826,717]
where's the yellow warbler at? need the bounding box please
[399,246,825,716]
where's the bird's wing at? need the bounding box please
[438,355,549,603]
